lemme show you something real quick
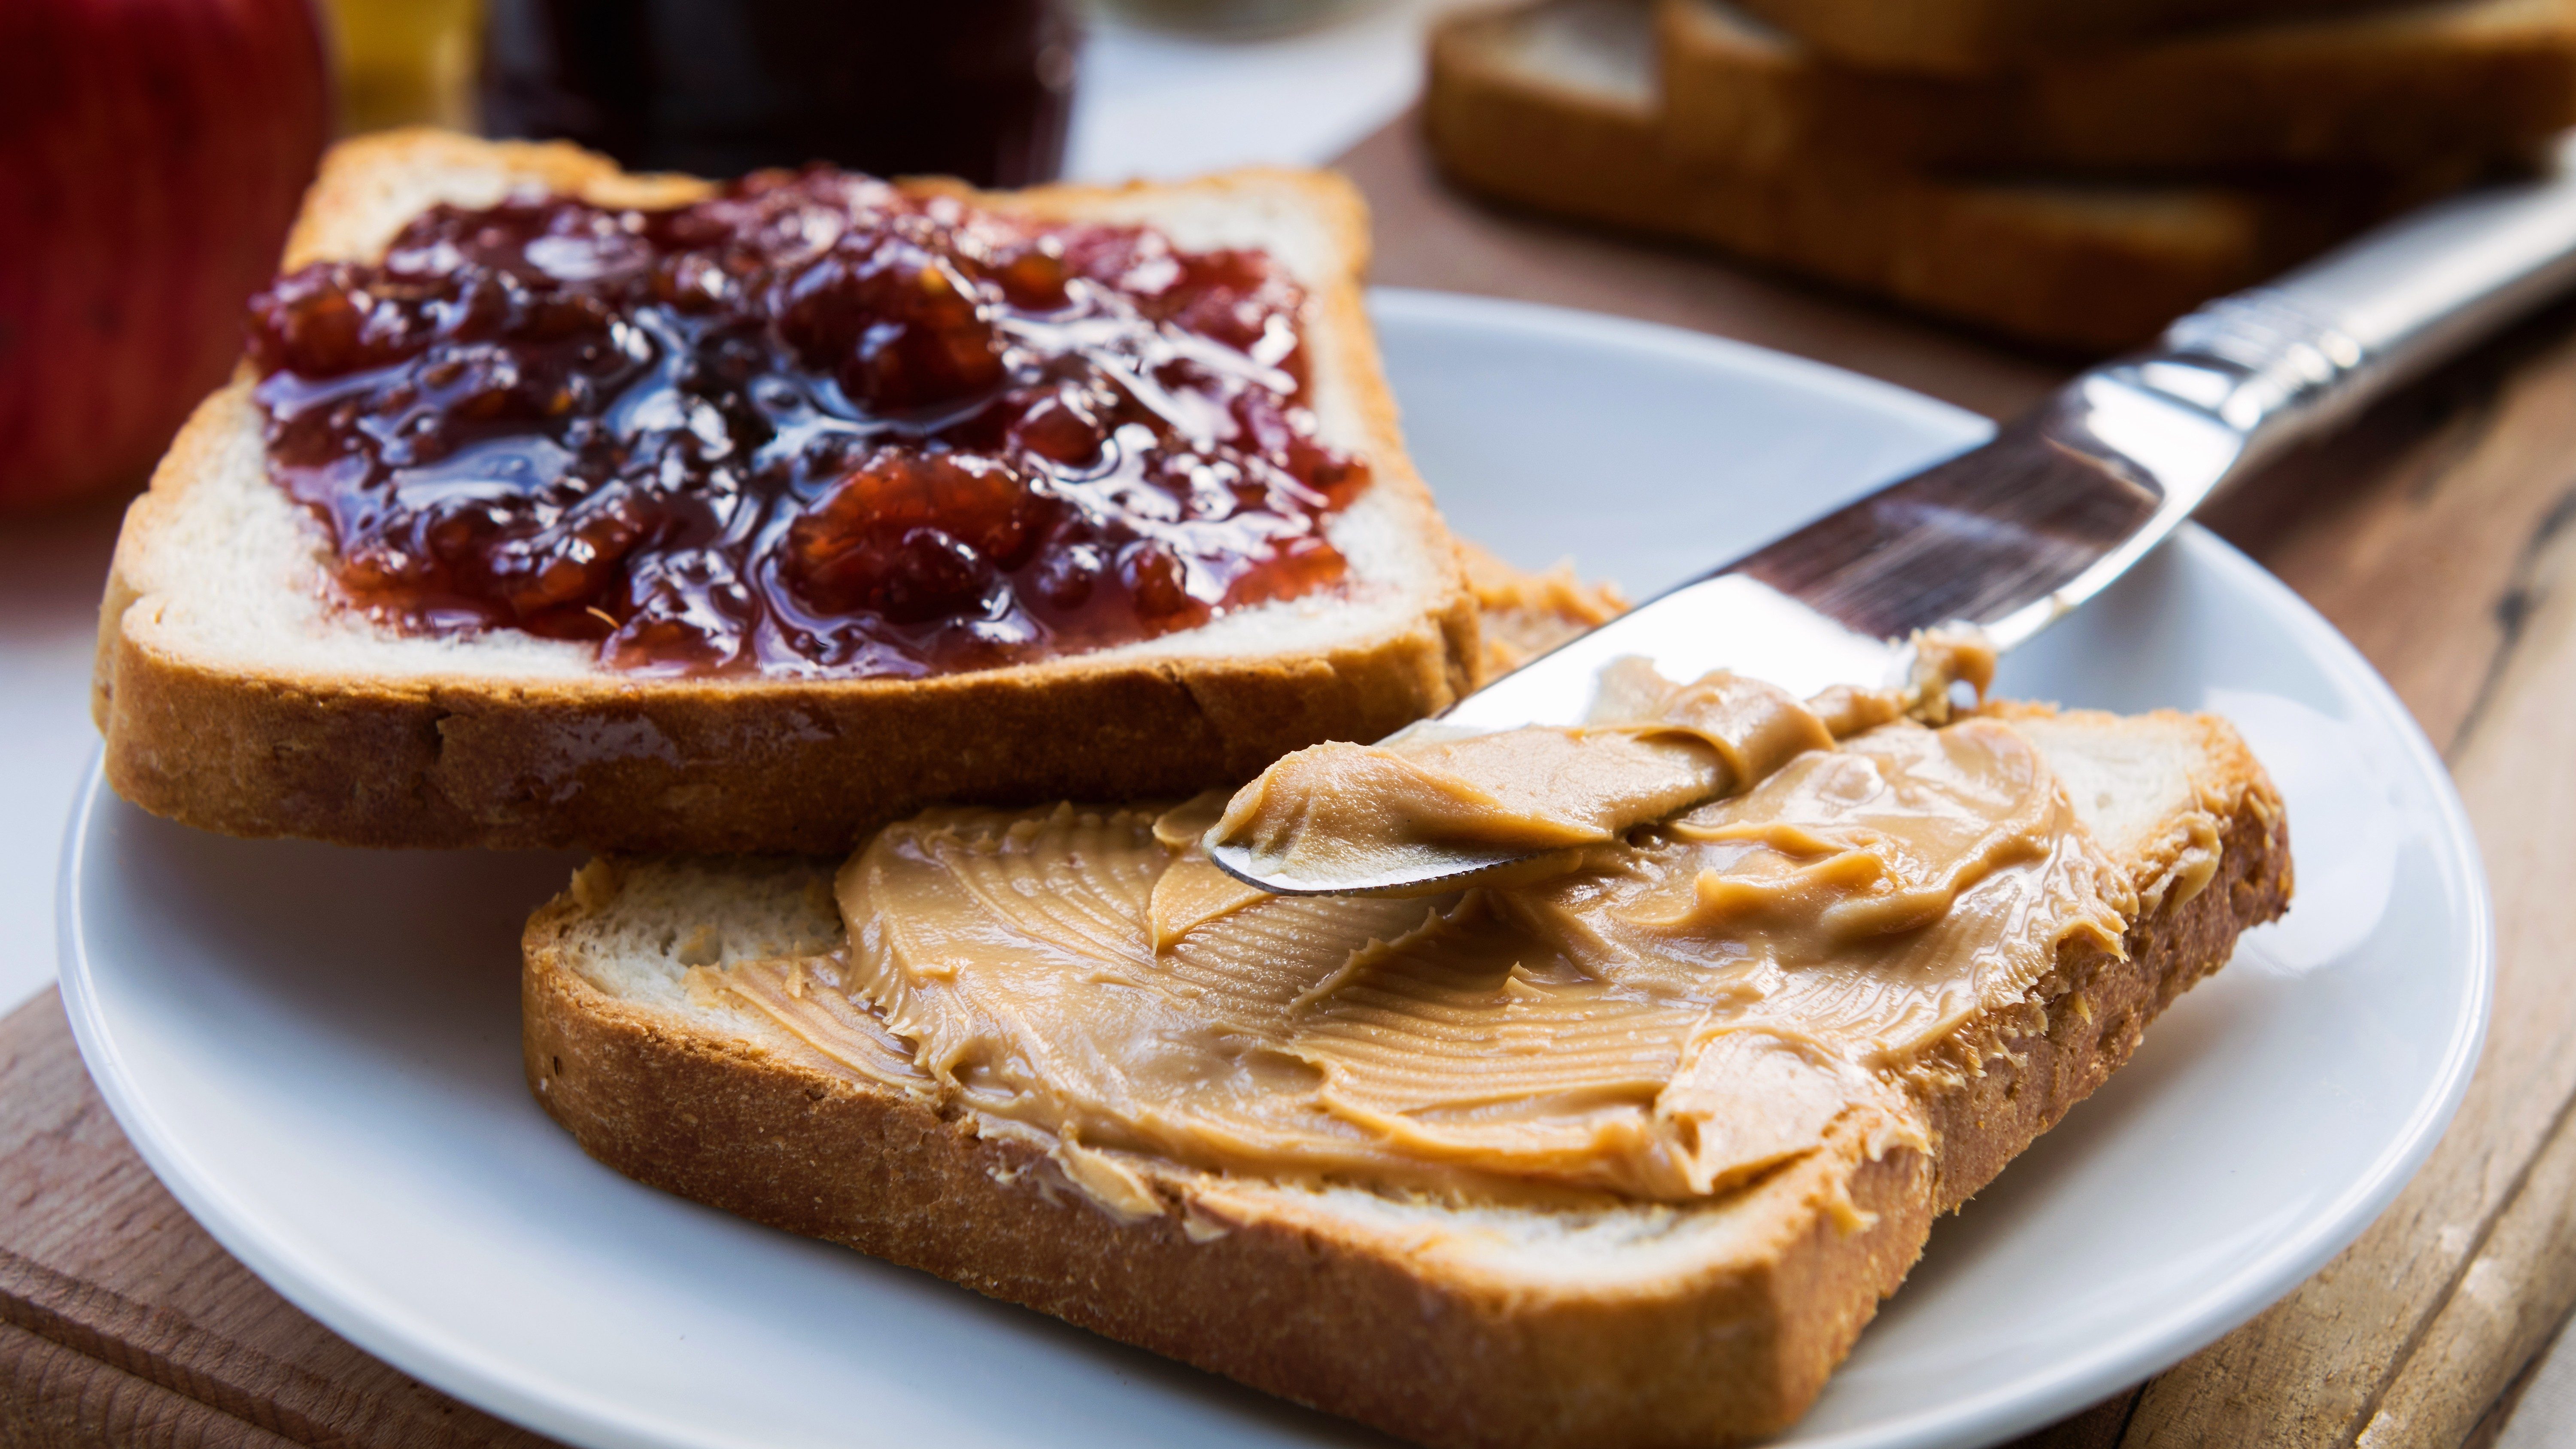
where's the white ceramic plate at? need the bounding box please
[59,289,2490,1449]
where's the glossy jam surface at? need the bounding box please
[245,170,1367,676]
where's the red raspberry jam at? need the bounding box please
[243,170,1368,677]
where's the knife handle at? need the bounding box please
[2142,141,2576,456]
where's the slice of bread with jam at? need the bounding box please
[93,130,1478,854]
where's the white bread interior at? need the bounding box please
[114,134,1449,686]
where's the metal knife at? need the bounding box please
[1213,140,2576,897]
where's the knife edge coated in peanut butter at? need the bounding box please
[1206,665,1838,891]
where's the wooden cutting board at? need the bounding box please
[11,114,2576,1449]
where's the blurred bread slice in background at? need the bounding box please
[1728,0,2389,73]
[1424,0,2451,350]
[1662,0,2576,174]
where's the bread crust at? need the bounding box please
[1425,0,2429,351]
[519,710,2291,1446]
[1727,0,2385,74]
[1659,0,2576,175]
[93,131,1479,854]
[523,920,1932,1448]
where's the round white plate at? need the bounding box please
[59,289,2490,1449]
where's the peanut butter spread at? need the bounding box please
[709,665,2136,1213]
[1210,667,1839,890]
[1456,541,1630,676]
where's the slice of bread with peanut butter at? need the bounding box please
[92,130,1477,855]
[523,686,2290,1447]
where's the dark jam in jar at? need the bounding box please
[243,170,1368,677]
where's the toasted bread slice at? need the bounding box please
[92,130,1479,854]
[1662,0,2576,175]
[522,705,2290,1447]
[1426,0,2436,352]
[1731,0,2385,74]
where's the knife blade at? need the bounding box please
[1215,142,2576,895]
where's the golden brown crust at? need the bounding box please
[524,930,1932,1448]
[1926,772,2290,1207]
[96,605,1476,853]
[94,131,1477,854]
[282,129,715,269]
[1919,705,2292,1205]
[518,714,2290,1444]
[1659,0,2575,174]
[1424,1,2425,351]
[1727,0,2387,74]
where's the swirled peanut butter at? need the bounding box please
[816,670,2132,1206]
[1209,668,1836,890]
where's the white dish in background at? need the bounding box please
[59,289,2489,1449]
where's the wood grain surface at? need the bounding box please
[0,990,558,1449]
[7,112,2576,1447]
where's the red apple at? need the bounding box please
[0,0,330,512]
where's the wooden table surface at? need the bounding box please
[10,113,2576,1449]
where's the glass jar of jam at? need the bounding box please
[477,0,1077,186]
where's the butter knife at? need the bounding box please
[1214,141,2576,896]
